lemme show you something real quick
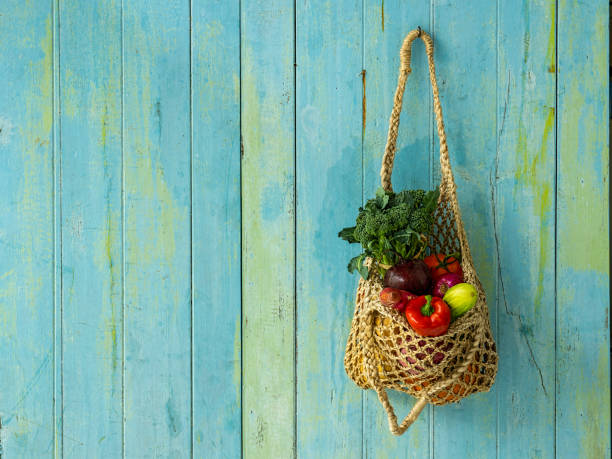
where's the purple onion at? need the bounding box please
[432,273,463,298]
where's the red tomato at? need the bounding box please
[423,253,463,280]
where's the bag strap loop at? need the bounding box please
[380,28,452,193]
[380,28,477,277]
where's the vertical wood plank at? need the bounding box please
[241,0,295,457]
[496,1,556,457]
[295,0,363,457]
[123,1,192,456]
[0,2,55,456]
[557,1,611,457]
[363,2,432,456]
[191,0,242,456]
[432,2,498,457]
[59,1,123,456]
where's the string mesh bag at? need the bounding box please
[343,28,498,436]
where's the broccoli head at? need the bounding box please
[408,207,435,234]
[353,203,412,243]
[408,189,426,207]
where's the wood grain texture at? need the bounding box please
[122,1,192,456]
[557,1,611,457]
[241,1,295,457]
[496,1,556,457]
[59,1,123,456]
[295,0,363,457]
[191,0,242,456]
[0,2,55,456]
[363,2,433,457]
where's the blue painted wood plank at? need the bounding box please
[556,1,610,457]
[295,1,363,457]
[58,1,123,456]
[496,1,556,457]
[122,1,192,456]
[363,2,432,456]
[241,1,295,457]
[0,2,55,456]
[191,1,242,456]
[53,1,63,455]
[432,2,498,457]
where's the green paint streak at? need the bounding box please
[513,5,557,312]
[557,10,609,274]
[579,345,609,457]
[546,1,556,73]
[515,107,554,312]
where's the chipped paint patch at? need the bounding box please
[0,117,13,146]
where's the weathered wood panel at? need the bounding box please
[496,1,557,457]
[241,1,295,457]
[191,1,242,457]
[59,1,123,456]
[557,1,611,457]
[122,1,192,456]
[0,2,55,456]
[295,0,363,457]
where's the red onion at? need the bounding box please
[383,260,432,295]
[432,273,463,297]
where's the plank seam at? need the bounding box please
[56,1,65,456]
[361,1,365,457]
[52,0,61,456]
[189,0,194,457]
[239,0,244,456]
[429,5,435,458]
[494,1,499,457]
[292,0,298,457]
[553,0,559,457]
[120,0,126,456]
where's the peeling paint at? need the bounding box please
[0,117,13,146]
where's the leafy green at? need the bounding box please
[338,187,440,279]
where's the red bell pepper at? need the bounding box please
[404,295,451,337]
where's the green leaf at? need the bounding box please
[375,187,390,209]
[347,253,369,279]
[393,190,414,208]
[423,188,440,213]
[392,228,419,244]
[338,226,358,243]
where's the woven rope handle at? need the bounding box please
[380,28,450,192]
[380,27,477,275]
[363,310,429,435]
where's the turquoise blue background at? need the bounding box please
[0,0,609,457]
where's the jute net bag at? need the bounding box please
[344,28,498,436]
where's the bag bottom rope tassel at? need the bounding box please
[342,28,498,436]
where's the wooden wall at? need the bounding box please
[0,0,609,457]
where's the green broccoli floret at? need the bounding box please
[409,207,435,234]
[353,210,371,243]
[409,189,426,207]
[354,203,412,242]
